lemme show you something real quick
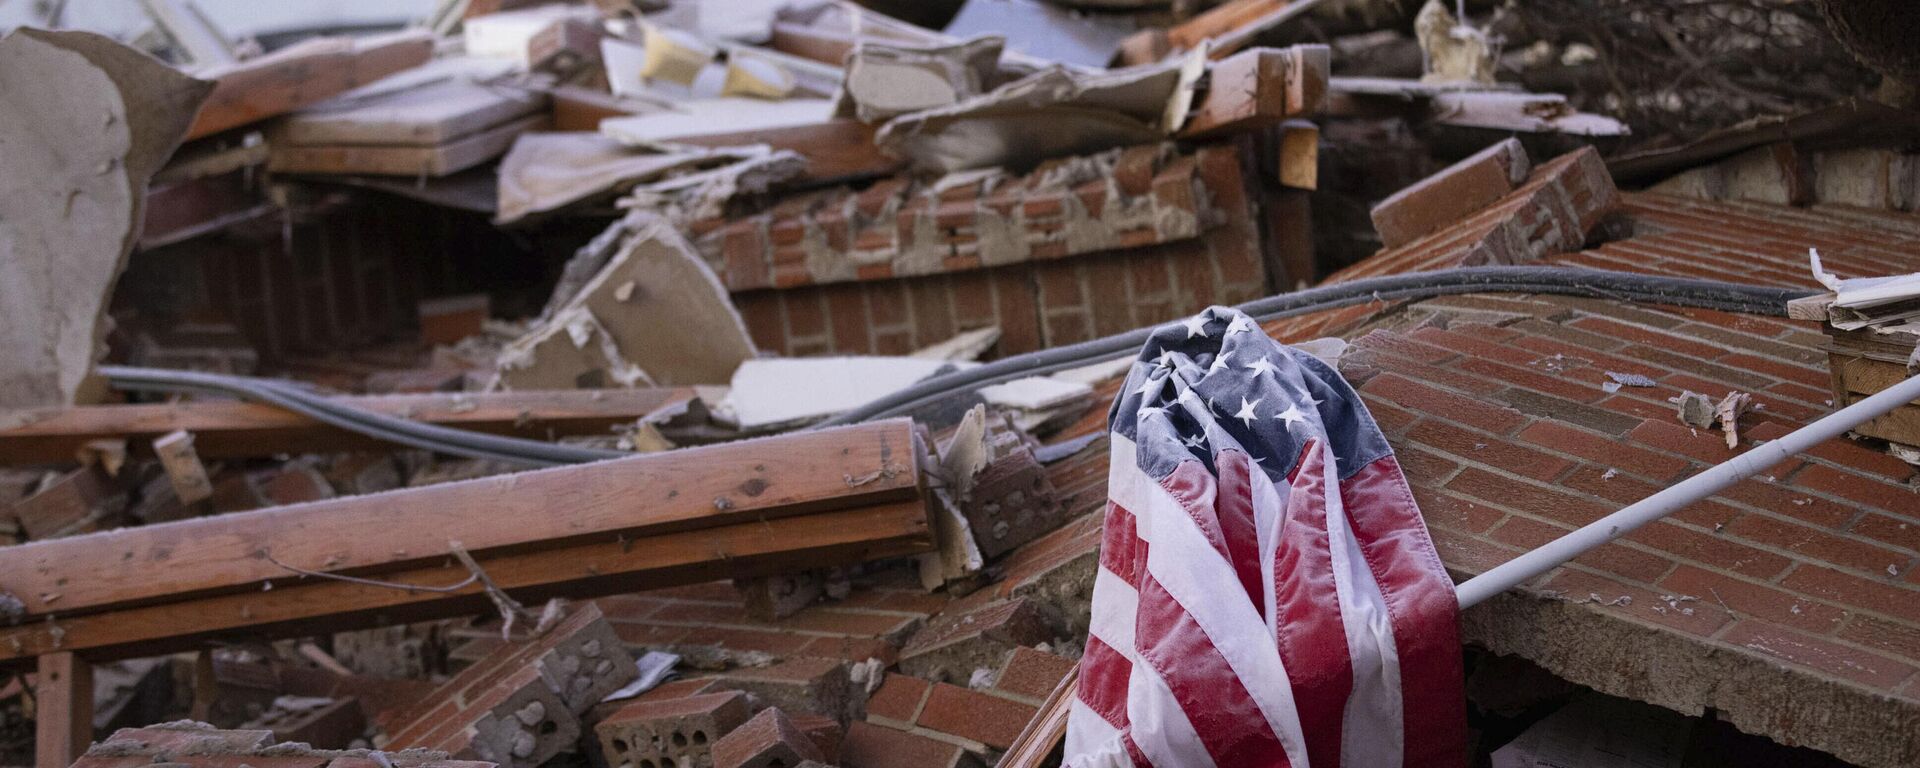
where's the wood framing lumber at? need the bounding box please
[187,31,434,140]
[1117,0,1309,66]
[267,114,549,177]
[0,500,932,668]
[659,118,901,183]
[0,419,918,620]
[34,652,92,768]
[1178,45,1328,139]
[0,388,696,464]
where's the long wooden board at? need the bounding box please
[268,114,547,177]
[0,500,931,669]
[1178,45,1328,140]
[187,31,434,140]
[0,419,918,618]
[0,388,695,464]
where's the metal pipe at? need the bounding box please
[1454,371,1920,609]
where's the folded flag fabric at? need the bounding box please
[1064,306,1466,768]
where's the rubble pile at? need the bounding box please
[1,1,1918,767]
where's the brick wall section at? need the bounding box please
[860,646,1074,764]
[1039,191,1920,766]
[697,144,1214,293]
[1331,146,1620,284]
[76,723,494,768]
[728,142,1269,357]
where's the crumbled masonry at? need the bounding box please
[2,3,1918,768]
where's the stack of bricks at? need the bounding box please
[711,141,1270,358]
[1334,145,1621,283]
[857,646,1076,766]
[383,603,638,768]
[459,580,950,669]
[73,723,494,768]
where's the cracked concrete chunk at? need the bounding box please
[0,29,212,429]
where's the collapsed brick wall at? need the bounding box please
[715,142,1272,357]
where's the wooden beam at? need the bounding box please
[0,388,695,464]
[0,500,931,668]
[1117,0,1309,66]
[34,652,92,768]
[662,119,902,184]
[0,419,917,620]
[187,31,434,140]
[768,22,854,67]
[1178,45,1328,140]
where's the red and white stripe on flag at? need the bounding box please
[1065,307,1466,768]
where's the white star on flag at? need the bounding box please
[1182,314,1212,338]
[1234,397,1261,428]
[1244,357,1278,377]
[1154,348,1177,368]
[1139,405,1167,419]
[1276,404,1309,431]
[1206,351,1234,375]
[1225,315,1256,335]
[1134,376,1163,398]
[1181,433,1207,449]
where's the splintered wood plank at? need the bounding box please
[34,652,92,768]
[0,388,696,463]
[187,32,432,139]
[1178,45,1328,140]
[0,419,918,619]
[0,500,932,668]
[268,114,548,177]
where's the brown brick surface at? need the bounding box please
[710,707,824,768]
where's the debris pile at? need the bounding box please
[1,1,1918,768]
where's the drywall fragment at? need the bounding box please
[1670,391,1715,429]
[601,98,838,144]
[911,327,1003,361]
[504,217,755,388]
[721,52,797,99]
[875,49,1206,173]
[1716,391,1754,449]
[641,22,719,85]
[495,132,788,223]
[716,357,969,429]
[978,378,1094,411]
[495,307,654,391]
[840,36,1004,123]
[1414,0,1495,85]
[0,29,212,430]
[1605,371,1657,388]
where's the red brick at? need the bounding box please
[1851,513,1920,554]
[1781,565,1920,623]
[710,707,823,768]
[1490,515,1672,583]
[1568,316,1727,361]
[1022,193,1064,219]
[596,691,751,768]
[1726,515,1907,575]
[1718,477,1857,529]
[782,293,826,338]
[1793,463,1920,513]
[992,647,1075,702]
[841,721,970,768]
[915,683,1037,750]
[1837,614,1920,663]
[1372,138,1528,249]
[1444,467,1613,526]
[1518,421,1694,483]
[1620,519,1790,580]
[865,674,931,726]
[1359,373,1526,434]
[1407,419,1572,482]
[1113,145,1160,197]
[1717,621,1918,690]
[1658,565,1842,634]
[1539,568,1730,637]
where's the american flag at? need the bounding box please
[1064,307,1466,768]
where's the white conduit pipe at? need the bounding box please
[1455,372,1920,610]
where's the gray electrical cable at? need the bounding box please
[101,266,1814,463]
[816,266,1814,426]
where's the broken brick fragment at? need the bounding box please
[595,690,750,768]
[710,707,825,768]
